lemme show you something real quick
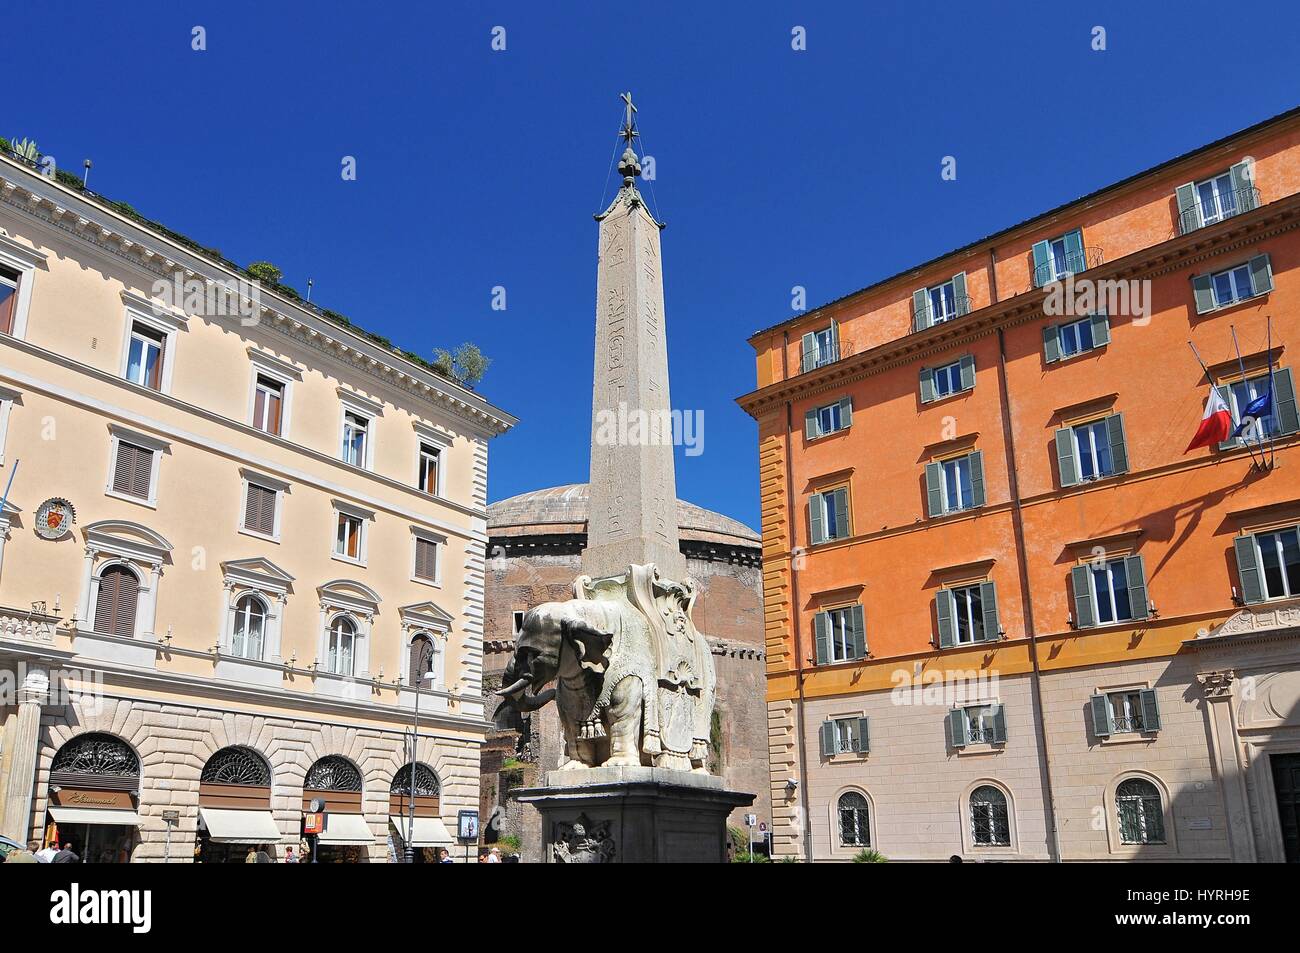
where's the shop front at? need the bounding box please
[196,745,282,862]
[388,761,451,862]
[301,756,373,863]
[45,732,141,863]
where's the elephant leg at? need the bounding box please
[604,676,644,767]
[558,718,587,770]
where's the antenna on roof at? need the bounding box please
[306,278,314,302]
[82,159,92,190]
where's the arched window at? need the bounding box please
[94,564,139,638]
[970,785,1010,846]
[408,633,435,687]
[201,746,271,786]
[231,594,267,660]
[391,762,440,798]
[305,756,363,793]
[838,791,871,847]
[1116,778,1166,845]
[50,733,140,779]
[327,616,357,676]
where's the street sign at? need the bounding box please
[303,813,324,835]
[745,813,757,827]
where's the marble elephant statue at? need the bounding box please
[493,597,661,770]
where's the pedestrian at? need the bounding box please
[437,848,453,863]
[487,847,501,863]
[35,842,57,863]
[52,842,79,863]
[284,846,299,864]
[245,847,257,863]
[255,848,273,863]
[477,849,490,863]
[4,841,40,864]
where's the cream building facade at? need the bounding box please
[0,151,515,861]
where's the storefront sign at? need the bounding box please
[303,812,324,835]
[50,788,134,809]
[457,809,479,842]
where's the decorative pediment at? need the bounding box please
[398,600,455,632]
[221,557,295,595]
[318,579,381,616]
[1193,603,1300,645]
[82,519,173,564]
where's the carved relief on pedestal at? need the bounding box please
[552,813,615,863]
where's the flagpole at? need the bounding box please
[1188,341,1257,466]
[1229,325,1266,470]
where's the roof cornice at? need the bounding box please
[0,157,517,438]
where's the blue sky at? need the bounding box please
[7,1,1298,529]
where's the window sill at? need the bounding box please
[1200,291,1269,318]
[238,527,280,545]
[1051,342,1108,366]
[806,427,850,444]
[955,743,1005,757]
[104,489,157,510]
[331,553,367,569]
[1099,731,1158,747]
[921,386,974,407]
[826,751,869,764]
[410,574,442,589]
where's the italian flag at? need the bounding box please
[1185,386,1233,452]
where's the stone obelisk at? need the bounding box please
[582,92,687,582]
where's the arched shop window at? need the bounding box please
[50,732,140,778]
[305,756,363,793]
[392,762,441,798]
[201,746,272,786]
[46,733,141,864]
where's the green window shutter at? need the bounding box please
[1192,274,1216,314]
[1216,385,1238,451]
[952,272,969,315]
[1090,693,1113,738]
[1106,413,1129,474]
[800,332,816,372]
[1090,311,1110,348]
[1125,554,1149,621]
[1031,240,1051,287]
[1175,181,1201,233]
[829,318,840,357]
[1230,160,1257,211]
[1063,229,1085,272]
[959,354,976,391]
[819,721,836,758]
[856,716,870,754]
[1273,368,1299,435]
[838,396,853,429]
[1071,565,1096,629]
[924,461,943,517]
[968,451,986,508]
[850,604,866,659]
[912,287,930,331]
[1055,427,1080,488]
[936,589,956,649]
[1234,535,1265,605]
[832,487,849,539]
[1248,254,1273,296]
[948,708,968,748]
[804,408,820,440]
[919,367,936,403]
[1139,688,1162,732]
[1043,324,1062,363]
[809,494,825,545]
[813,611,831,665]
[990,704,1008,744]
[979,581,1000,642]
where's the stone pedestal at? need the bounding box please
[515,766,753,863]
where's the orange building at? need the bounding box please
[739,107,1300,862]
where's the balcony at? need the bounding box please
[800,338,856,374]
[1032,247,1105,289]
[911,295,973,331]
[1179,186,1260,235]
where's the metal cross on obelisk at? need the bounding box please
[582,92,687,581]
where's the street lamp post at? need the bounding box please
[405,639,435,864]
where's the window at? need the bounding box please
[1198,172,1239,226]
[242,481,279,539]
[1060,316,1093,356]
[838,792,871,847]
[511,610,526,635]
[951,704,1006,747]
[809,486,850,545]
[1192,254,1273,314]
[1244,527,1300,602]
[912,272,968,330]
[1056,414,1129,487]
[925,451,985,517]
[969,785,1011,846]
[819,716,869,756]
[920,355,974,402]
[1177,161,1256,233]
[125,322,165,390]
[342,412,369,467]
[800,322,840,372]
[111,441,155,501]
[1091,688,1161,738]
[93,564,139,638]
[814,604,866,663]
[1219,369,1300,445]
[252,376,285,435]
[1032,229,1087,287]
[335,511,364,562]
[1044,313,1110,364]
[1116,778,1166,845]
[413,535,439,584]
[0,265,17,336]
[1071,555,1149,628]
[418,443,441,494]
[326,616,357,676]
[936,582,999,648]
[805,397,852,440]
[230,594,266,661]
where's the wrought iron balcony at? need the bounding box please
[911,295,973,331]
[1032,247,1105,288]
[1178,186,1261,234]
[800,338,856,374]
[1112,714,1146,734]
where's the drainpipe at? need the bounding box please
[990,247,1062,862]
[779,331,814,862]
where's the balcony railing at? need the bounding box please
[1032,247,1105,289]
[911,295,973,331]
[800,338,856,374]
[1178,186,1260,235]
[1112,714,1146,734]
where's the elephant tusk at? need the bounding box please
[496,676,532,697]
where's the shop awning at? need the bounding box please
[318,813,375,846]
[198,807,283,844]
[48,806,142,827]
[389,815,453,847]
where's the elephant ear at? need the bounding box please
[563,618,614,675]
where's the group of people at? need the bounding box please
[2,840,80,863]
